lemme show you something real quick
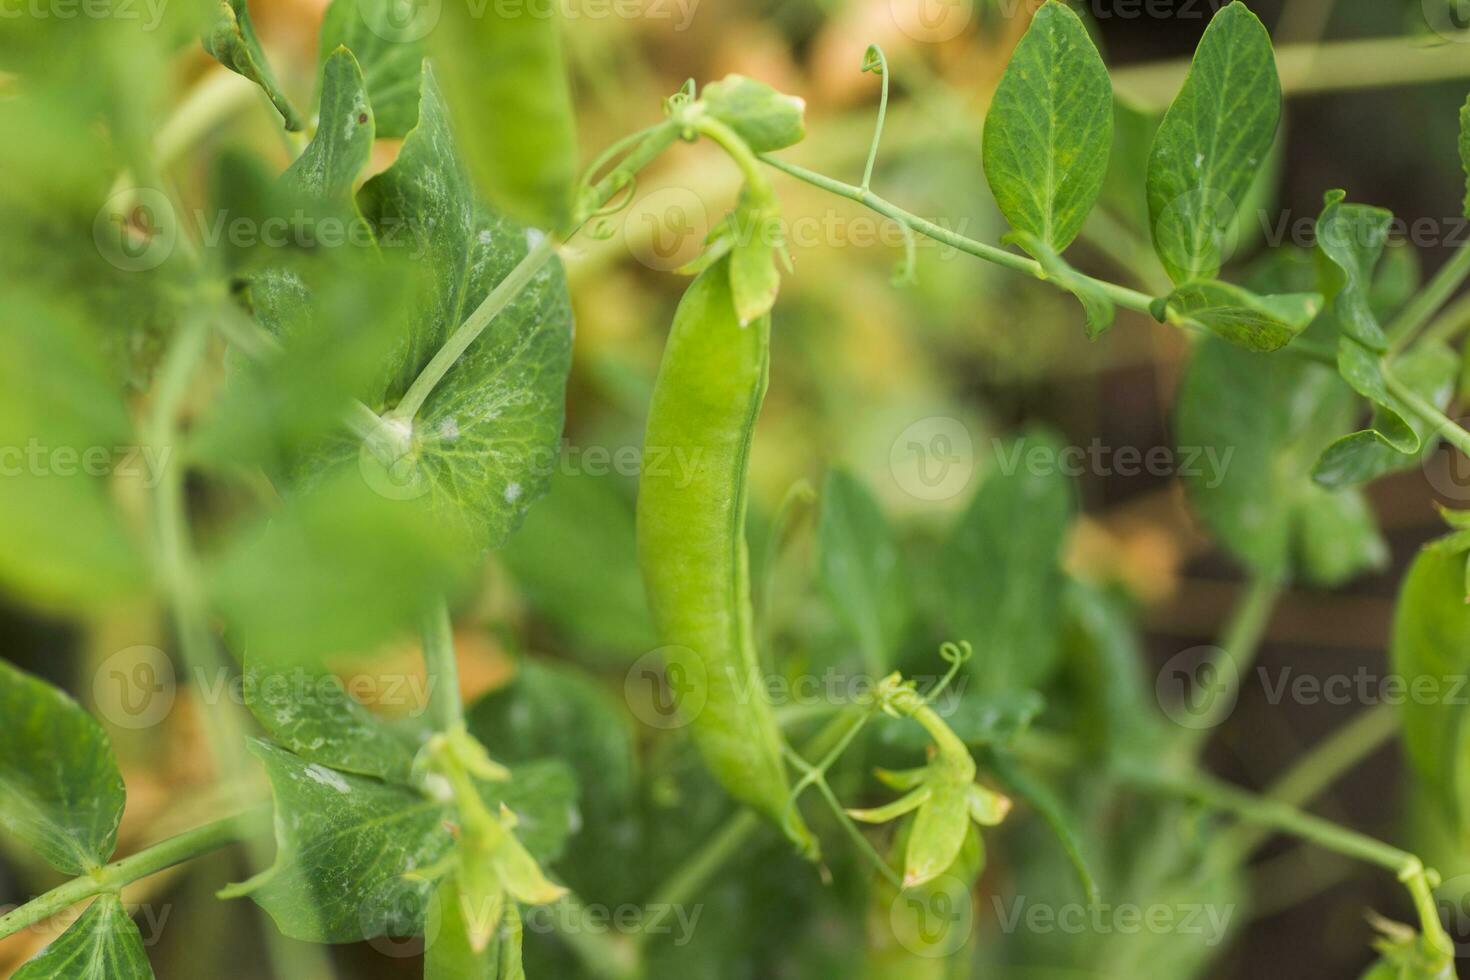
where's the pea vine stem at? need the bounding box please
[0,808,270,941]
[1118,761,1454,958]
[1183,573,1284,754]
[387,120,682,425]
[421,600,463,732]
[757,153,1160,316]
[1387,243,1470,353]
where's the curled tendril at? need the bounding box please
[924,640,972,705]
[663,77,697,115]
[589,171,637,220]
[859,44,890,192]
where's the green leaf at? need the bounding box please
[0,292,146,611]
[431,0,578,229]
[816,468,909,670]
[318,0,423,138]
[230,740,574,943]
[1315,190,1392,351]
[988,750,1098,904]
[13,894,152,980]
[1146,2,1280,284]
[467,662,636,903]
[243,651,419,782]
[498,470,657,664]
[202,0,304,131]
[982,0,1112,251]
[1175,336,1386,585]
[0,660,126,874]
[208,471,471,664]
[284,47,374,216]
[1333,339,1418,453]
[1060,581,1168,759]
[350,64,574,548]
[1393,545,1470,837]
[1313,342,1459,488]
[903,779,970,888]
[1158,279,1319,352]
[936,430,1075,693]
[701,75,807,153]
[1008,231,1116,338]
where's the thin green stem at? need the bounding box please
[0,808,269,941]
[1413,289,1470,352]
[758,154,1160,315]
[1183,574,1283,751]
[391,121,681,425]
[692,115,774,201]
[1387,245,1470,352]
[636,810,761,946]
[1119,763,1453,958]
[422,600,463,732]
[388,233,558,424]
[1222,702,1400,859]
[859,45,890,192]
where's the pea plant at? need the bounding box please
[3,1,1470,977]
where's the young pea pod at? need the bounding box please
[637,257,815,855]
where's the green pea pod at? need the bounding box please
[637,257,815,856]
[431,0,579,231]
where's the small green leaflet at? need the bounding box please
[982,0,1112,252]
[202,0,303,131]
[701,75,807,153]
[350,64,574,548]
[1333,339,1418,453]
[13,894,152,980]
[1392,543,1470,838]
[318,0,424,138]
[283,47,373,218]
[431,0,579,230]
[243,651,419,782]
[426,874,524,979]
[1008,231,1116,338]
[227,740,575,943]
[467,661,636,903]
[0,660,126,875]
[935,430,1075,693]
[1146,2,1281,284]
[1155,280,1319,352]
[1313,342,1458,488]
[1315,190,1392,351]
[816,468,909,672]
